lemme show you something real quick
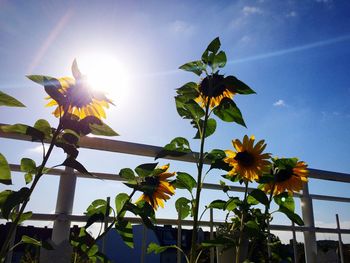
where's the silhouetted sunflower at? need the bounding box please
[224,135,271,182]
[45,60,113,119]
[137,165,175,210]
[195,73,235,108]
[262,159,308,195]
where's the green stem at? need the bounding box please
[264,184,275,263]
[189,97,211,263]
[235,181,249,263]
[0,123,63,260]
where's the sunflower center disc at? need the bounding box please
[234,151,255,167]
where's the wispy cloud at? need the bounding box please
[286,11,297,18]
[169,20,195,35]
[273,99,287,107]
[242,6,263,16]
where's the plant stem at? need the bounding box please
[264,184,275,263]
[235,181,249,263]
[0,123,62,260]
[189,98,211,263]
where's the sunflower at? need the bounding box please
[195,73,235,108]
[224,135,271,182]
[45,60,113,119]
[137,165,176,210]
[262,159,308,196]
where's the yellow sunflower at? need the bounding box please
[195,73,235,108]
[137,165,176,210]
[45,60,113,119]
[224,135,271,182]
[263,159,308,196]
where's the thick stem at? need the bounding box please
[235,181,249,263]
[0,123,62,260]
[264,185,275,263]
[189,98,211,263]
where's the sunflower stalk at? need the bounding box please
[0,121,63,260]
[263,182,276,263]
[235,181,249,263]
[189,95,211,263]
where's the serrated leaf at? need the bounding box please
[208,200,226,210]
[21,235,41,247]
[213,51,227,69]
[278,206,304,226]
[0,91,25,107]
[90,122,118,136]
[62,157,92,176]
[156,137,191,160]
[115,220,134,248]
[2,187,30,220]
[224,76,255,95]
[248,189,268,206]
[0,153,12,185]
[176,82,199,100]
[274,192,295,213]
[193,118,216,139]
[213,98,246,127]
[225,197,239,211]
[115,193,129,216]
[34,119,52,138]
[20,158,36,173]
[175,197,191,220]
[135,163,158,177]
[206,37,221,54]
[179,60,205,76]
[119,168,135,180]
[175,172,196,192]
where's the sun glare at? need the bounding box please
[76,53,129,101]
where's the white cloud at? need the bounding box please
[286,11,297,18]
[273,99,287,107]
[27,145,44,154]
[169,20,195,35]
[240,35,251,43]
[242,6,263,16]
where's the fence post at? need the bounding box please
[291,221,298,263]
[209,208,214,263]
[177,211,182,263]
[336,214,344,263]
[300,182,317,263]
[40,166,77,263]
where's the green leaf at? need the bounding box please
[208,200,226,210]
[26,75,56,86]
[147,243,176,254]
[193,118,216,139]
[115,193,129,216]
[24,173,33,184]
[224,76,255,95]
[85,213,105,229]
[175,197,191,220]
[156,137,191,159]
[0,91,25,107]
[55,142,79,159]
[206,150,232,172]
[20,158,36,173]
[2,187,30,220]
[278,206,304,226]
[248,189,268,206]
[174,172,196,192]
[179,60,205,76]
[135,163,158,177]
[115,220,134,248]
[0,153,12,185]
[225,197,239,211]
[213,51,227,69]
[175,97,205,120]
[34,119,52,138]
[11,211,32,224]
[274,192,295,213]
[26,126,45,142]
[0,124,28,135]
[119,168,135,181]
[245,220,259,235]
[206,149,226,161]
[206,37,221,54]
[86,199,109,216]
[21,235,42,247]
[176,82,199,100]
[213,98,246,127]
[72,59,82,79]
[62,157,92,176]
[90,122,119,136]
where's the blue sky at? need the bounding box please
[1,0,350,243]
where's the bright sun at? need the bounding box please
[76,53,129,101]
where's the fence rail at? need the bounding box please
[1,125,350,263]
